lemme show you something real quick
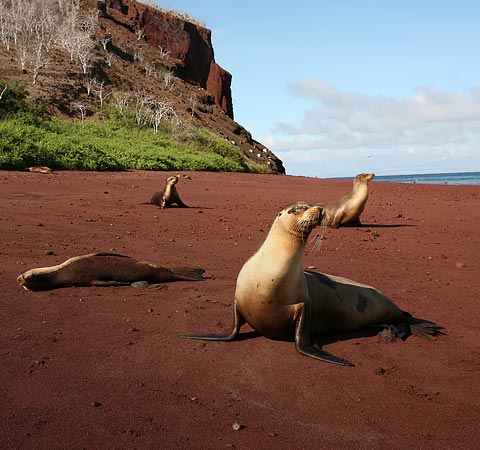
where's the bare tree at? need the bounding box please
[0,84,7,101]
[105,51,113,67]
[149,99,176,134]
[55,1,98,72]
[0,1,13,51]
[112,91,131,125]
[188,94,197,118]
[31,42,45,84]
[158,45,170,61]
[76,35,96,74]
[135,27,145,41]
[162,68,174,89]
[92,79,111,108]
[99,36,111,51]
[134,91,152,127]
[75,100,88,126]
[84,75,95,96]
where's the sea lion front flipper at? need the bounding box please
[294,304,355,367]
[181,302,245,341]
[298,343,355,367]
[90,280,131,287]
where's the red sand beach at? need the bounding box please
[1,170,479,450]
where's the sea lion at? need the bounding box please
[319,172,375,227]
[17,252,205,291]
[25,166,53,174]
[182,201,441,366]
[149,176,188,208]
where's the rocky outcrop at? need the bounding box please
[0,0,285,173]
[100,0,234,118]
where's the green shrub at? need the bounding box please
[0,80,46,119]
[0,85,269,173]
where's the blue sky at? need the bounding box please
[155,0,480,177]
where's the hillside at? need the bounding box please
[0,0,285,174]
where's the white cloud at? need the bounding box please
[268,79,480,176]
[272,79,480,145]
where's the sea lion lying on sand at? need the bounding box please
[17,252,205,291]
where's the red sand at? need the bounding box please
[1,170,479,450]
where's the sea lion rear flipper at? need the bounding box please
[171,267,206,281]
[294,304,355,367]
[181,302,245,341]
[403,312,444,340]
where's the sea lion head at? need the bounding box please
[166,176,179,185]
[356,173,375,183]
[275,202,324,241]
[17,268,57,291]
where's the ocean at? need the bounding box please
[334,171,480,185]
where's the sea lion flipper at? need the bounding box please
[294,304,355,366]
[90,280,130,287]
[297,343,355,367]
[170,267,205,281]
[181,302,245,341]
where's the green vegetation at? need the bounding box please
[0,80,45,119]
[0,81,267,173]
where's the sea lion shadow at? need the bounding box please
[234,327,382,344]
[164,205,214,210]
[234,330,262,341]
[187,205,214,210]
[358,223,417,228]
[314,328,382,346]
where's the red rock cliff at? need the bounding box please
[101,0,234,118]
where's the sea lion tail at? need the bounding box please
[404,312,444,340]
[171,267,206,281]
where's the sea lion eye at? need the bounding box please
[287,204,308,214]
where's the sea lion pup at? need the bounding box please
[319,172,375,227]
[17,252,205,291]
[149,175,188,209]
[182,201,442,366]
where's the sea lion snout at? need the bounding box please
[16,274,27,288]
[16,270,51,291]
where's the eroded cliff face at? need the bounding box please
[101,0,234,118]
[0,0,285,173]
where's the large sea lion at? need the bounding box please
[17,252,205,291]
[148,175,188,209]
[319,172,375,227]
[182,201,441,366]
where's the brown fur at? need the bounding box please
[149,176,188,209]
[183,201,442,366]
[319,173,375,227]
[17,252,205,291]
[25,166,53,174]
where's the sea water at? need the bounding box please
[334,172,480,185]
